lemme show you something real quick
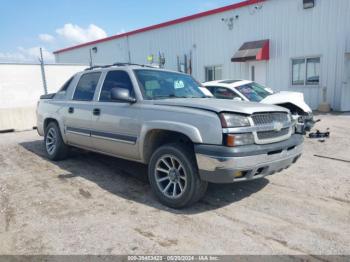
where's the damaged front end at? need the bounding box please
[293,112,317,134]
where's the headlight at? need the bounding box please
[220,113,250,128]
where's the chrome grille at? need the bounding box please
[251,112,291,142]
[252,112,289,126]
[257,128,290,140]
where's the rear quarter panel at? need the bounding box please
[37,100,67,141]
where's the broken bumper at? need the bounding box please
[295,113,315,133]
[195,135,303,183]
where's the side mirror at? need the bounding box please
[110,87,136,103]
[233,97,243,101]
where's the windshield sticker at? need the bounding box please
[174,80,185,89]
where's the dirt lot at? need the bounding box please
[0,114,349,255]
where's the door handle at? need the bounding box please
[93,108,101,116]
[68,107,74,114]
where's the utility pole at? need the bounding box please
[39,47,48,95]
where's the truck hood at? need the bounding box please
[153,98,289,115]
[261,91,312,113]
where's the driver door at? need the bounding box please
[90,70,141,160]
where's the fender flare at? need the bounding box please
[42,113,66,143]
[139,120,203,162]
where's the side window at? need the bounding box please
[99,70,134,102]
[54,76,74,99]
[73,72,101,101]
[205,65,223,82]
[205,86,215,94]
[58,76,74,93]
[211,86,239,100]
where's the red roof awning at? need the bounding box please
[231,39,269,62]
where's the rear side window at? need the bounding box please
[59,76,74,92]
[54,76,74,99]
[73,72,101,101]
[99,70,134,102]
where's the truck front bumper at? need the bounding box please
[195,135,303,183]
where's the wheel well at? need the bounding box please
[143,130,194,163]
[277,103,305,115]
[44,118,59,134]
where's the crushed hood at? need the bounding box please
[153,98,289,115]
[261,91,312,113]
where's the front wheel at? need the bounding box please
[148,143,207,208]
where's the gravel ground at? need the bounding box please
[0,114,349,255]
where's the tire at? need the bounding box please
[44,122,69,161]
[148,143,208,208]
[188,176,208,206]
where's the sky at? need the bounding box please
[0,0,239,63]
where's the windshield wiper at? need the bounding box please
[153,95,189,99]
[153,94,177,99]
[153,94,206,99]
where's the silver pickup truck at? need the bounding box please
[37,63,303,208]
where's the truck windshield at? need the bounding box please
[235,82,272,102]
[134,69,206,100]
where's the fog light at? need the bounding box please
[234,171,243,178]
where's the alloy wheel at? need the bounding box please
[154,154,188,199]
[46,127,57,155]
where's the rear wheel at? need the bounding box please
[44,122,69,161]
[148,143,207,208]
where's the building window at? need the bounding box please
[205,65,222,82]
[292,57,320,86]
[306,57,320,85]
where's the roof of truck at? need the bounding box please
[81,63,189,75]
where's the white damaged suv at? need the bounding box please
[37,64,303,208]
[203,80,315,134]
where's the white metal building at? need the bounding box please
[54,0,350,111]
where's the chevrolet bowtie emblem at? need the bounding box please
[273,122,283,132]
